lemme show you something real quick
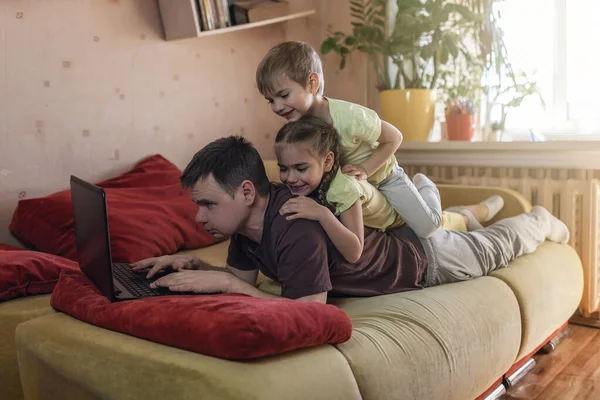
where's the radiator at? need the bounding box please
[404,164,600,317]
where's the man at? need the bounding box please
[133,136,569,304]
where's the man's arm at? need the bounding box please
[227,264,258,286]
[227,265,327,303]
[151,269,327,303]
[228,276,327,303]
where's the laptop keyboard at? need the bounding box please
[112,263,171,298]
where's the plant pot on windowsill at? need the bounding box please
[445,113,475,141]
[379,89,437,142]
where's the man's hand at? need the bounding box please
[131,255,202,279]
[279,196,329,222]
[150,270,232,294]
[342,164,368,180]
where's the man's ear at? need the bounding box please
[307,72,321,95]
[323,151,335,173]
[239,180,257,205]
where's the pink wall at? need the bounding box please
[0,0,370,246]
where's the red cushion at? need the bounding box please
[51,272,352,360]
[0,249,79,302]
[9,155,217,263]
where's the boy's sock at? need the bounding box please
[481,195,504,222]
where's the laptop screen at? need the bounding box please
[70,176,115,300]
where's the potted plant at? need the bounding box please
[440,62,482,141]
[321,0,480,141]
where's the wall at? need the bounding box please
[0,0,370,246]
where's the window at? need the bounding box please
[497,0,600,137]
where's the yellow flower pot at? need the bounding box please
[379,89,437,142]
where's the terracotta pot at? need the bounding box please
[446,114,475,141]
[379,89,436,142]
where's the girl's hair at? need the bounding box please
[275,116,340,211]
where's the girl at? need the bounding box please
[276,116,503,263]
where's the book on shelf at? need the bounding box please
[196,0,232,31]
[215,0,232,28]
[197,0,212,31]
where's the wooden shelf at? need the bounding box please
[195,10,316,39]
[158,0,316,41]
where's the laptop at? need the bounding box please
[70,175,184,302]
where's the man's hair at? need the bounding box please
[256,41,324,96]
[180,136,270,197]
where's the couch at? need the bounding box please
[10,161,584,400]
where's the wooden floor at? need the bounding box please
[506,324,600,399]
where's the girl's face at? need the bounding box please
[276,143,334,196]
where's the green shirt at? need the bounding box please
[327,97,398,187]
[326,170,404,231]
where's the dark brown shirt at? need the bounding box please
[227,184,428,299]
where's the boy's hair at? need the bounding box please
[181,136,270,197]
[256,41,324,96]
[275,116,340,211]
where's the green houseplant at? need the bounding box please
[440,62,482,140]
[321,0,481,141]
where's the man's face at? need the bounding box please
[264,75,314,122]
[190,175,249,240]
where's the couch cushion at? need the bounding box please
[17,312,362,400]
[490,242,583,360]
[51,272,352,360]
[9,155,217,263]
[0,244,20,251]
[1,295,54,400]
[330,277,521,400]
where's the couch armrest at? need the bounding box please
[438,184,532,224]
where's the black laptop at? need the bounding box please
[70,175,183,302]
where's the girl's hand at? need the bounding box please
[342,164,368,180]
[280,196,329,222]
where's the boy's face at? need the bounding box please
[190,175,249,240]
[264,75,315,122]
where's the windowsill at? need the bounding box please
[395,141,600,169]
[399,141,600,152]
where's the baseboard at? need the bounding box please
[570,311,600,329]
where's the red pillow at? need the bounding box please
[0,244,20,251]
[9,155,217,263]
[51,272,352,360]
[0,248,79,302]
